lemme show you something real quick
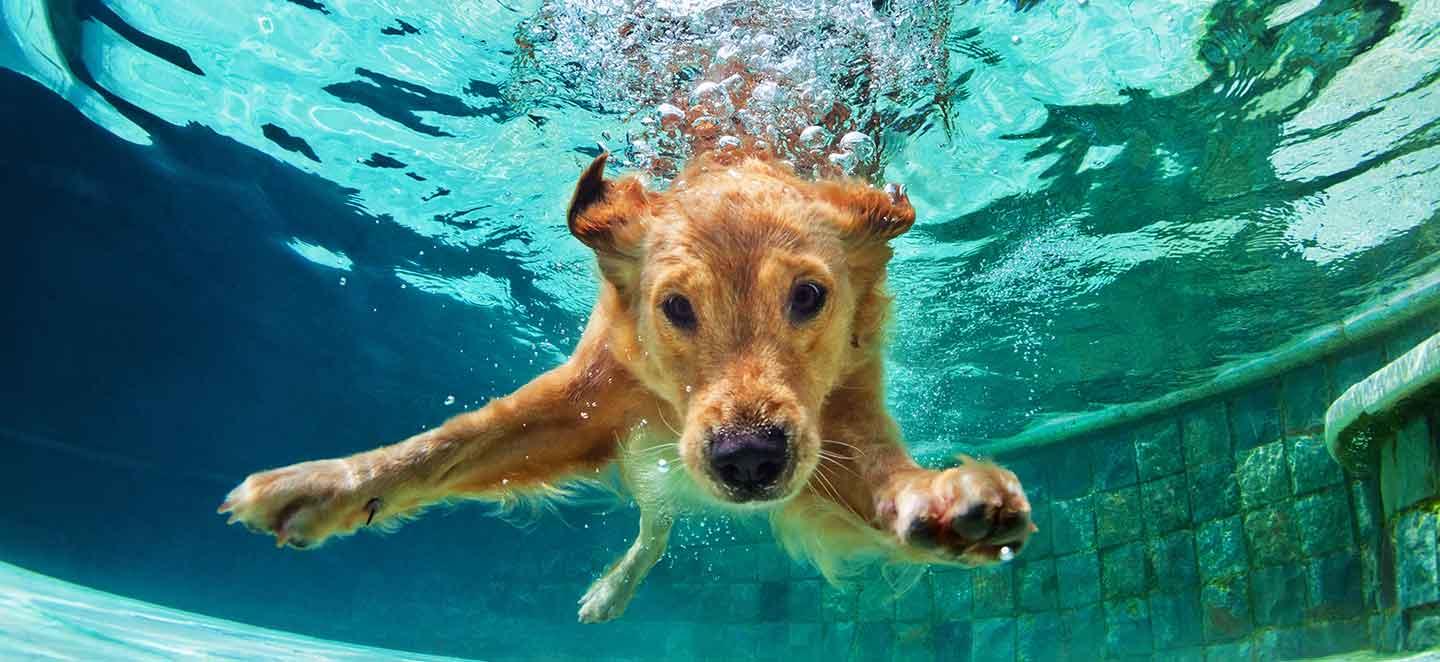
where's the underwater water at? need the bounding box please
[2,0,1439,659]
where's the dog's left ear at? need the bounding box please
[815,180,916,243]
[567,152,650,257]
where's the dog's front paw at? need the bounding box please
[217,459,378,549]
[577,572,637,624]
[880,458,1035,565]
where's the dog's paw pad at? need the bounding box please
[577,574,635,624]
[217,459,367,549]
[887,460,1034,565]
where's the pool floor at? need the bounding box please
[0,562,460,661]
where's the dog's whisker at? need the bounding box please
[817,455,862,478]
[821,439,867,456]
[811,465,863,522]
[654,409,684,437]
[818,449,861,462]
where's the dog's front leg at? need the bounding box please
[219,351,638,549]
[577,508,672,623]
[813,381,1035,565]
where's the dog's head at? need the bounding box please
[567,153,914,506]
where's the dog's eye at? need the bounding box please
[788,281,827,322]
[661,294,697,331]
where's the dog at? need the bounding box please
[219,149,1034,623]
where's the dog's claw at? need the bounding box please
[365,497,382,526]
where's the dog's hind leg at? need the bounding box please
[578,508,672,623]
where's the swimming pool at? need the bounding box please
[2,0,1439,659]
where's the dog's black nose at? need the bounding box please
[707,424,790,497]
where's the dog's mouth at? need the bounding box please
[709,457,797,504]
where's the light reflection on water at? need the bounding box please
[1,0,1437,453]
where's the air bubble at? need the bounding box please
[999,546,1015,562]
[656,103,685,126]
[657,458,671,473]
[838,131,875,161]
[688,81,734,117]
[799,125,831,153]
[749,81,784,108]
[444,395,456,405]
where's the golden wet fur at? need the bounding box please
[219,150,1033,622]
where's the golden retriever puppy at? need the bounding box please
[219,150,1033,623]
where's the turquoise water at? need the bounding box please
[0,562,454,661]
[1,0,1439,659]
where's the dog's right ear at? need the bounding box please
[567,153,650,258]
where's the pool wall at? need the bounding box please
[557,303,1440,662]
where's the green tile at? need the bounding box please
[787,579,823,622]
[820,622,855,660]
[1104,597,1153,658]
[854,622,895,661]
[1188,460,1239,522]
[1306,551,1363,620]
[1380,416,1440,517]
[1201,577,1252,642]
[1095,487,1142,549]
[1197,516,1247,581]
[1023,503,1053,559]
[1408,613,1440,651]
[1397,509,1439,609]
[857,581,894,623]
[895,575,932,622]
[1295,487,1353,556]
[1016,559,1057,612]
[1298,618,1368,659]
[1135,418,1184,480]
[1101,543,1149,599]
[1150,529,1199,591]
[1351,479,1381,544]
[933,622,971,662]
[1149,589,1202,650]
[932,569,971,621]
[1248,563,1305,626]
[1051,496,1096,555]
[1183,402,1231,465]
[1244,503,1301,566]
[1056,552,1101,608]
[1060,605,1104,661]
[1289,434,1344,495]
[1095,434,1138,490]
[821,584,857,622]
[892,623,935,662]
[1143,474,1191,534]
[1282,363,1330,434]
[1205,640,1252,660]
[1254,627,1305,661]
[971,564,1014,618]
[1230,381,1282,451]
[1236,441,1290,509]
[1331,346,1385,400]
[970,618,1015,662]
[1016,612,1062,662]
[1047,443,1095,500]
